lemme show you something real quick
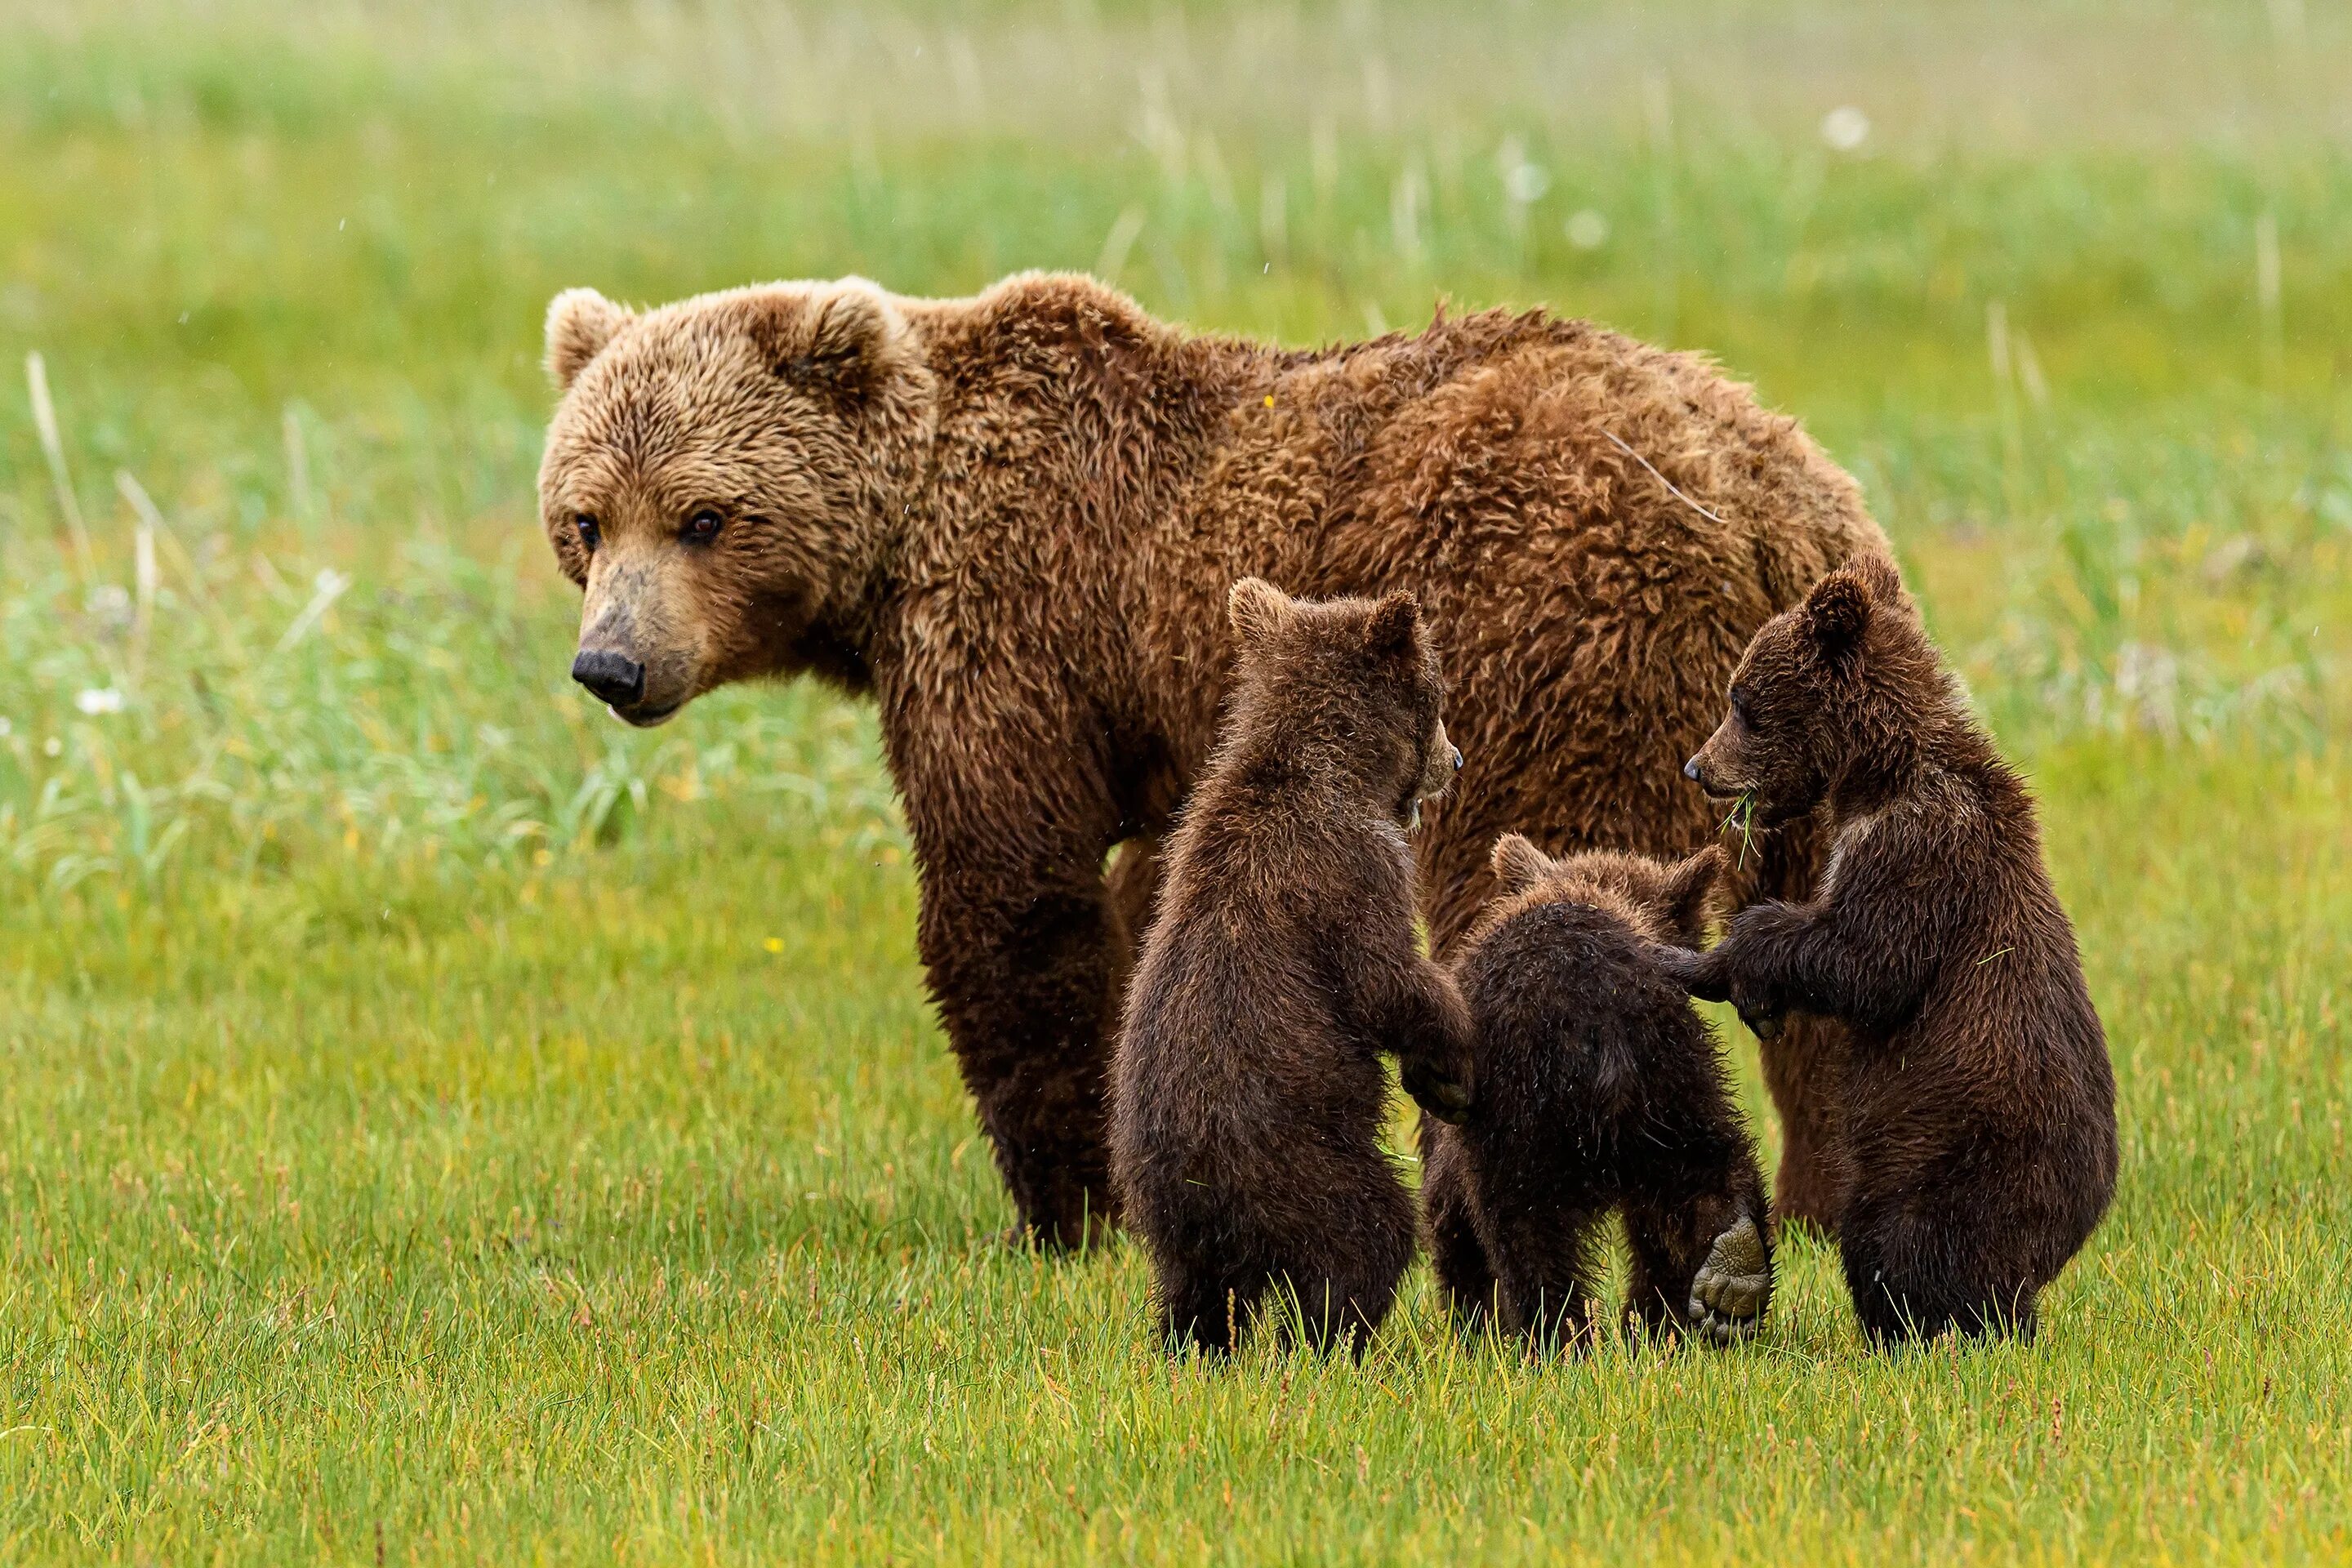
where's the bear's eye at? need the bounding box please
[1730,688,1753,724]
[573,514,599,550]
[683,509,723,544]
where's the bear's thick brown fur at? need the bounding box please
[1668,554,2118,1342]
[1423,840,1771,1352]
[535,271,1887,1247]
[1110,579,1472,1356]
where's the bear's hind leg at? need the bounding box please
[1625,1164,1774,1345]
[1157,1263,1265,1358]
[1839,1200,2038,1346]
[1285,1202,1416,1359]
[1420,1126,1498,1332]
[1482,1205,1606,1356]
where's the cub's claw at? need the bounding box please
[1688,1213,1772,1343]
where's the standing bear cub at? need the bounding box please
[1111,578,1473,1356]
[1667,553,2118,1343]
[1423,840,1773,1352]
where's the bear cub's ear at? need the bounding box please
[1805,570,1872,658]
[1806,550,1907,660]
[1227,577,1295,649]
[1363,588,1423,661]
[1656,844,1727,947]
[1490,833,1554,893]
[546,288,635,390]
[1848,550,1904,605]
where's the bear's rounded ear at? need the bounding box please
[1804,569,1873,661]
[1849,551,1904,606]
[1659,844,1727,947]
[745,279,910,402]
[1227,577,1294,649]
[1490,833,1553,893]
[546,288,635,390]
[1363,588,1423,661]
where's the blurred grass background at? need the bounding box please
[0,0,2348,1561]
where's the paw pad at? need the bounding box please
[1687,1213,1771,1343]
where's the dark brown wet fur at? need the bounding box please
[1109,581,1472,1356]
[1669,554,2119,1343]
[536,273,1888,1247]
[1423,842,1772,1352]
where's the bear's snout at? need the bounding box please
[572,648,647,707]
[1683,755,1704,783]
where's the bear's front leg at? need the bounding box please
[913,846,1124,1251]
[1657,902,1812,1040]
[1347,942,1477,1123]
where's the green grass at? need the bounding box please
[2,0,2350,1560]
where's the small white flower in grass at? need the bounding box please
[75,688,126,715]
[44,737,62,757]
[0,716,11,737]
[1496,138,1551,205]
[1820,106,1870,152]
[1504,162,1551,204]
[1565,209,1610,250]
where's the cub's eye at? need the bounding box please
[573,514,599,550]
[1730,688,1753,724]
[683,510,723,543]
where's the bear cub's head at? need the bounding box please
[536,280,934,727]
[1483,836,1726,948]
[1683,552,1936,824]
[1223,578,1460,829]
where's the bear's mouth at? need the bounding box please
[608,699,683,728]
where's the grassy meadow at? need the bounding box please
[2,0,2350,1560]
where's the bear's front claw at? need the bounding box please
[1687,1213,1771,1343]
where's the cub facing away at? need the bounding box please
[1423,840,1772,1351]
[1668,553,2118,1343]
[1110,578,1473,1356]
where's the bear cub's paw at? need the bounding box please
[1687,1212,1772,1343]
[1401,1057,1472,1125]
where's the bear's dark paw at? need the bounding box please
[1687,1213,1772,1343]
[1401,1059,1472,1125]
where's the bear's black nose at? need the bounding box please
[572,649,645,706]
[1683,755,1704,782]
[1450,745,1464,771]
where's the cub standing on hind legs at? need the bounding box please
[1423,840,1773,1352]
[1664,553,2118,1343]
[1111,579,1473,1357]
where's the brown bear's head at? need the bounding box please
[1682,552,1931,823]
[1223,578,1461,829]
[1485,837,1726,947]
[536,279,933,725]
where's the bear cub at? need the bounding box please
[1111,578,1474,1356]
[1423,840,1773,1351]
[1666,552,2118,1343]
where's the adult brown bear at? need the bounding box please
[534,271,1886,1249]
